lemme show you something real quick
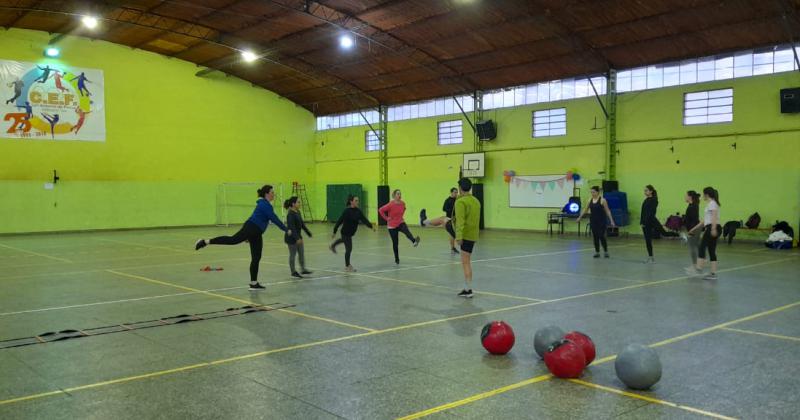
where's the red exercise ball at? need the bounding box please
[544,339,586,378]
[564,331,596,366]
[480,321,515,355]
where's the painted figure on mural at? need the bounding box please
[41,112,59,139]
[71,107,90,134]
[34,65,52,83]
[53,71,69,92]
[6,77,24,104]
[71,72,91,96]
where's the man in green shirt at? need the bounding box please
[454,178,481,298]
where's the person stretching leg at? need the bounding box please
[195,185,287,290]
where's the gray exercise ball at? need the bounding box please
[534,325,564,358]
[615,343,662,390]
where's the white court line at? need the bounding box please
[0,285,245,316]
[481,263,648,284]
[2,243,609,315]
[0,243,73,263]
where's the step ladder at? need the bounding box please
[291,182,313,222]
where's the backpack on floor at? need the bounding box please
[765,240,793,250]
[665,214,683,231]
[772,221,794,239]
[745,213,761,229]
[723,221,742,244]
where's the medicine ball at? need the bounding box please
[480,321,515,355]
[544,339,586,378]
[563,331,596,366]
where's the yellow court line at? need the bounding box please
[395,294,800,419]
[396,374,553,420]
[721,327,800,343]
[105,269,376,332]
[0,300,542,407]
[306,266,544,303]
[0,243,73,263]
[567,379,737,420]
[1,257,794,408]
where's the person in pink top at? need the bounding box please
[379,189,420,264]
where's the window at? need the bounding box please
[365,129,384,151]
[437,120,462,145]
[532,108,566,138]
[683,88,733,125]
[616,44,800,94]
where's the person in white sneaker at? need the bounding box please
[687,187,721,280]
[683,191,701,268]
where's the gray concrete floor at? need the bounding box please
[0,225,798,419]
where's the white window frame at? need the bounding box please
[437,120,463,145]
[683,88,733,126]
[532,108,567,138]
[365,129,384,152]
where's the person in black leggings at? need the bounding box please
[194,185,287,290]
[331,195,375,272]
[640,184,666,263]
[687,187,721,280]
[419,187,459,254]
[576,186,616,258]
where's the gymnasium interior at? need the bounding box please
[1,1,799,419]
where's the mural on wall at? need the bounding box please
[1,60,105,142]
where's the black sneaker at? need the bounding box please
[413,237,421,247]
[248,283,265,291]
[195,239,207,250]
[291,272,303,279]
[604,252,610,258]
[593,253,600,258]
[452,247,460,254]
[458,289,474,298]
[395,259,400,265]
[329,243,337,254]
[420,209,427,227]
[301,269,313,275]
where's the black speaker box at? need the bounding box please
[476,120,496,141]
[472,183,485,230]
[602,180,619,192]
[780,87,800,113]
[377,185,390,226]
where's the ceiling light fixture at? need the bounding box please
[241,50,258,63]
[81,15,98,29]
[44,46,60,58]
[339,34,354,49]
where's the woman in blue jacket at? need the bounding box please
[195,185,287,290]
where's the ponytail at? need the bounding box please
[257,184,273,198]
[283,196,298,209]
[645,184,657,199]
[703,187,720,206]
[687,190,700,205]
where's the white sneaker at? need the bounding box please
[685,266,703,277]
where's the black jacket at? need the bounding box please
[684,203,699,230]
[334,207,373,237]
[443,197,456,218]
[640,197,659,226]
[285,210,312,244]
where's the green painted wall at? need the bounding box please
[0,28,315,234]
[315,72,800,231]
